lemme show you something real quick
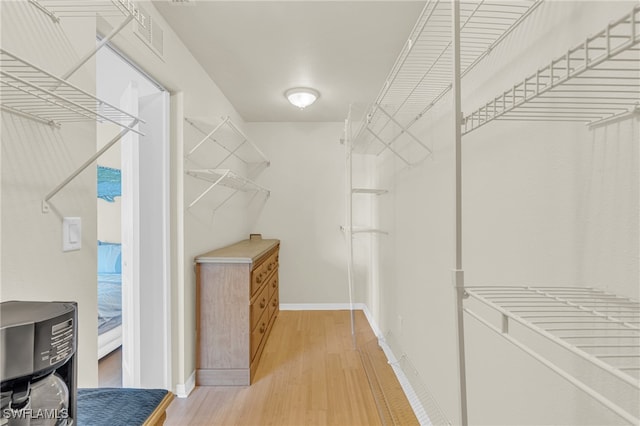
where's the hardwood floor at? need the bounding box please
[165,310,418,426]
[98,347,122,388]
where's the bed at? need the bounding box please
[98,241,122,359]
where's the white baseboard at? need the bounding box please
[358,306,429,426]
[377,338,430,425]
[176,370,196,398]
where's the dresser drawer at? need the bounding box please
[268,270,278,300]
[250,311,269,361]
[268,289,279,320]
[250,282,269,332]
[251,250,279,295]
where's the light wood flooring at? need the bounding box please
[98,347,122,388]
[165,310,418,426]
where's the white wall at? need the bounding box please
[1,2,99,386]
[368,1,639,425]
[246,122,349,305]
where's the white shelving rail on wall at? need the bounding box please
[452,4,640,426]
[350,0,543,166]
[0,48,145,212]
[184,116,270,212]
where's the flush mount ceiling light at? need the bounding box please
[285,87,320,109]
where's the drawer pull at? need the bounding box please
[260,298,266,309]
[268,262,274,271]
[272,280,277,288]
[272,299,278,307]
[260,323,266,334]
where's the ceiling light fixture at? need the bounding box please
[285,87,320,109]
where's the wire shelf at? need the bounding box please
[28,0,147,27]
[463,5,640,134]
[0,49,143,134]
[465,286,639,424]
[352,0,542,165]
[186,168,270,210]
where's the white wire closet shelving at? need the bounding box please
[184,116,270,212]
[464,286,640,424]
[28,0,146,27]
[463,5,640,134]
[351,0,542,166]
[0,49,142,132]
[0,48,145,212]
[185,169,270,211]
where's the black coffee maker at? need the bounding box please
[1,301,77,425]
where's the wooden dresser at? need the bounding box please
[195,235,280,385]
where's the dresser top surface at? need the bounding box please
[196,238,279,264]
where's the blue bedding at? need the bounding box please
[98,273,122,334]
[97,242,122,335]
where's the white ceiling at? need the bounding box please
[152,1,425,122]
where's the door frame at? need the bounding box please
[100,43,172,390]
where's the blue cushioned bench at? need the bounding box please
[78,388,174,426]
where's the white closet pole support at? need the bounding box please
[42,119,139,213]
[345,107,357,347]
[452,1,469,425]
[61,14,134,81]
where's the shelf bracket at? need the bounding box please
[187,170,229,209]
[374,104,433,156]
[42,119,139,213]
[61,13,135,82]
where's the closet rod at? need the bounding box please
[42,119,139,213]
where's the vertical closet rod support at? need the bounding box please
[452,1,468,425]
[42,119,139,213]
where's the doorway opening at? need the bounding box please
[96,43,171,389]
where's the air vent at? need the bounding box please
[134,5,164,60]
